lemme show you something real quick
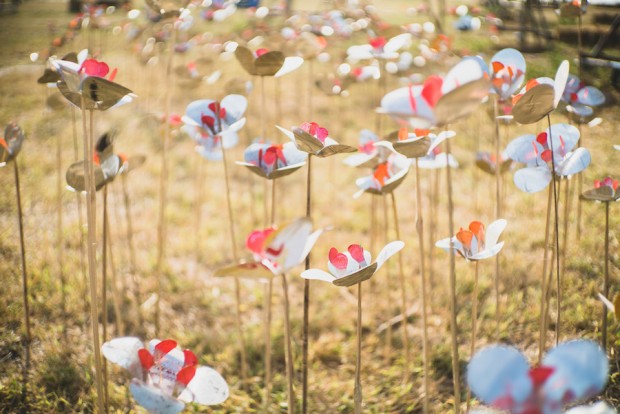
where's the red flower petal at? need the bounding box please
[138,348,154,370]
[201,115,215,128]
[369,36,386,49]
[246,228,274,254]
[541,149,552,163]
[536,132,547,146]
[421,75,443,108]
[347,244,365,263]
[329,247,348,270]
[255,48,269,57]
[176,365,196,386]
[80,58,110,77]
[155,339,177,356]
[528,366,554,387]
[456,229,474,250]
[468,221,485,245]
[183,350,198,367]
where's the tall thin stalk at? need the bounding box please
[282,273,295,414]
[102,186,109,412]
[538,184,554,361]
[466,261,480,412]
[353,282,363,414]
[493,97,502,337]
[445,136,461,414]
[302,155,312,414]
[602,201,610,350]
[414,158,430,413]
[121,175,143,327]
[390,192,410,380]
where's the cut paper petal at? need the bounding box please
[556,147,590,177]
[577,86,605,107]
[467,345,532,406]
[66,160,107,192]
[274,56,304,78]
[130,379,185,414]
[332,263,378,287]
[581,186,618,202]
[512,83,554,124]
[177,366,229,405]
[542,340,608,405]
[553,60,570,108]
[212,261,274,280]
[513,166,552,193]
[0,123,25,164]
[597,293,620,319]
[101,337,143,377]
[301,268,336,283]
[484,219,508,248]
[490,48,526,100]
[375,240,405,271]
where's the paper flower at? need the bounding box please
[235,46,304,77]
[346,33,412,61]
[489,48,526,102]
[182,95,247,161]
[467,340,608,414]
[353,152,410,198]
[0,122,25,167]
[276,122,356,157]
[237,141,307,179]
[102,337,228,414]
[376,128,433,159]
[562,74,605,123]
[342,129,391,168]
[65,131,123,192]
[581,176,619,202]
[436,219,507,261]
[475,151,512,176]
[50,55,136,111]
[511,60,569,124]
[301,241,404,287]
[505,123,590,193]
[380,57,490,128]
[214,218,323,280]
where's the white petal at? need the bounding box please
[375,240,405,271]
[221,94,248,121]
[130,379,185,414]
[513,166,551,193]
[101,337,143,376]
[384,33,412,54]
[553,60,570,108]
[557,148,590,177]
[467,345,532,405]
[178,366,229,405]
[301,268,335,283]
[485,219,507,248]
[275,125,296,143]
[274,56,304,78]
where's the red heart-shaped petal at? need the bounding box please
[246,228,274,254]
[176,365,197,386]
[155,339,177,356]
[541,149,552,163]
[138,348,154,370]
[255,48,269,57]
[536,132,548,146]
[80,59,110,77]
[421,75,443,107]
[329,247,348,270]
[347,244,365,263]
[183,349,198,367]
[369,36,386,49]
[201,115,215,128]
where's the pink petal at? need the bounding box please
[328,247,348,270]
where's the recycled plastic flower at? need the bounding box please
[214,218,323,279]
[353,151,410,198]
[475,151,512,176]
[235,46,304,77]
[581,176,619,202]
[511,60,569,124]
[301,241,404,287]
[102,337,228,414]
[380,57,490,128]
[182,95,247,160]
[342,129,390,168]
[346,33,412,61]
[436,219,507,261]
[504,123,589,193]
[276,122,356,157]
[562,74,606,123]
[376,128,432,159]
[489,48,526,102]
[66,131,123,192]
[467,340,608,414]
[237,141,307,179]
[0,122,25,167]
[50,54,136,110]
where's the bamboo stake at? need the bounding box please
[82,101,105,414]
[71,107,88,312]
[302,154,312,414]
[102,185,109,412]
[414,158,430,414]
[546,115,562,345]
[445,136,461,414]
[282,273,295,414]
[390,192,410,380]
[154,25,177,336]
[602,201,610,351]
[383,195,392,360]
[353,282,363,414]
[221,142,247,384]
[493,97,502,337]
[576,124,583,235]
[55,118,67,334]
[14,158,31,408]
[263,180,276,410]
[560,178,572,278]
[538,184,554,362]
[466,261,480,412]
[121,175,143,327]
[104,206,123,335]
[193,155,205,276]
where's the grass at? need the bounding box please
[1,0,620,413]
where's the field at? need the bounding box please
[0,0,619,413]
